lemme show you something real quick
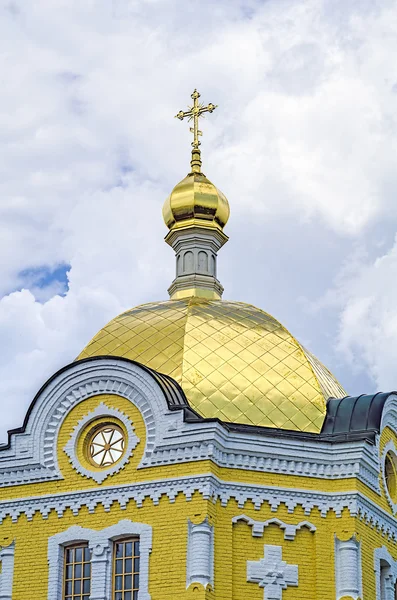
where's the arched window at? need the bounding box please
[63,543,91,600]
[113,538,140,600]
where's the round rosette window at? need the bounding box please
[384,450,397,504]
[87,423,125,468]
[64,403,139,484]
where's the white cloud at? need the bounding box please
[336,237,397,391]
[1,0,397,440]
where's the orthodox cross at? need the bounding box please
[247,545,298,600]
[175,89,217,150]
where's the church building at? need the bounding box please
[2,90,397,600]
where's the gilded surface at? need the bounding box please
[162,171,230,231]
[175,88,217,154]
[79,298,346,433]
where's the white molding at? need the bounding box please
[381,441,397,514]
[2,474,397,540]
[374,546,397,600]
[381,394,397,436]
[0,542,15,600]
[335,536,362,600]
[0,359,169,487]
[63,403,139,484]
[48,520,152,600]
[150,421,381,492]
[186,519,214,589]
[0,358,382,494]
[232,515,316,540]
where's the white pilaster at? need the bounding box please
[0,542,15,600]
[186,519,214,588]
[335,537,362,599]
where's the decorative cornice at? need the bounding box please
[63,403,139,484]
[1,474,397,541]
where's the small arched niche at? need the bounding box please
[198,251,209,273]
[183,251,194,273]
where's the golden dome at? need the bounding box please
[78,298,346,433]
[162,170,230,231]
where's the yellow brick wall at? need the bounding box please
[1,392,397,599]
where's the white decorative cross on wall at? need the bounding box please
[247,545,298,600]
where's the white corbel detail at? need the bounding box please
[232,514,316,540]
[335,536,362,600]
[186,519,214,588]
[48,520,152,600]
[0,542,15,600]
[374,546,397,600]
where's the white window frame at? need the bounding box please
[48,520,152,600]
[374,546,397,600]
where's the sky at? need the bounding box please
[1,0,397,442]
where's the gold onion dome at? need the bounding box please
[78,90,346,434]
[162,161,230,232]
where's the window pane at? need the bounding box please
[83,579,90,593]
[115,575,122,591]
[83,563,90,578]
[124,574,132,590]
[65,581,73,595]
[125,542,133,557]
[124,592,132,600]
[115,559,123,574]
[74,563,82,579]
[74,580,81,595]
[115,543,123,559]
[125,558,132,574]
[134,541,140,556]
[133,574,139,590]
[133,557,140,573]
[75,547,83,562]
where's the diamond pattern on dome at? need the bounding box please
[78,301,189,382]
[78,298,345,433]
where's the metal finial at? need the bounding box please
[175,89,217,173]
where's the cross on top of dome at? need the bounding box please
[175,89,217,173]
